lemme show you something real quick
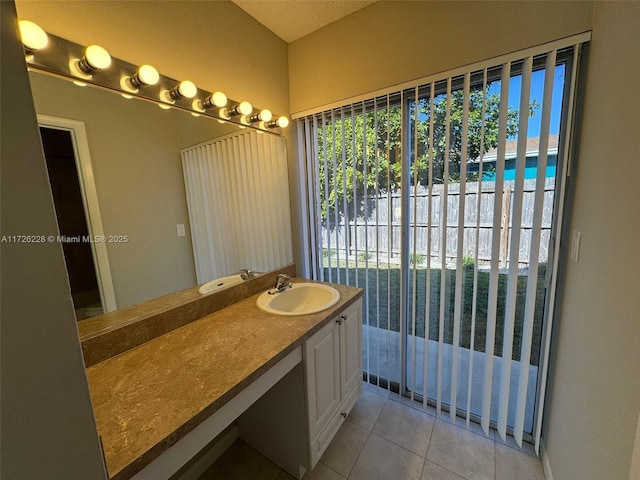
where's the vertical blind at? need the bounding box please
[182,130,293,283]
[298,33,589,452]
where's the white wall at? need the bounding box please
[0,3,106,477]
[542,2,640,479]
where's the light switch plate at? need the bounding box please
[177,224,186,237]
[570,230,581,262]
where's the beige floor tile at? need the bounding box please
[495,442,545,480]
[349,432,425,480]
[363,381,391,398]
[421,460,465,480]
[217,440,281,480]
[372,398,435,457]
[198,463,233,480]
[447,414,496,440]
[304,462,346,480]
[319,420,369,477]
[347,388,388,431]
[426,420,495,480]
[387,391,438,417]
[494,432,536,456]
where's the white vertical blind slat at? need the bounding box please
[437,77,452,415]
[482,62,511,434]
[411,86,420,402]
[385,95,393,393]
[424,82,435,410]
[451,72,470,421]
[330,110,341,282]
[514,49,557,446]
[312,116,324,281]
[497,56,534,439]
[467,67,488,426]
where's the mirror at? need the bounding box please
[28,70,292,318]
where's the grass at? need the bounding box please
[323,262,546,366]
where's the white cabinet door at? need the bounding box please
[339,301,362,398]
[305,319,341,441]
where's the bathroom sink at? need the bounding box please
[256,282,340,316]
[198,274,244,294]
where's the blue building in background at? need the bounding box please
[468,134,558,180]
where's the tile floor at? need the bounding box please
[199,382,546,480]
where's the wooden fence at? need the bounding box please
[320,178,556,268]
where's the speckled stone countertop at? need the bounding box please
[85,280,363,480]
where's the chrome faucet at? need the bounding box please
[268,274,292,295]
[239,269,256,280]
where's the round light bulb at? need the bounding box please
[138,64,159,86]
[178,80,197,99]
[212,91,227,107]
[84,45,111,70]
[259,109,273,122]
[276,116,289,128]
[158,103,171,110]
[19,20,48,52]
[238,101,252,115]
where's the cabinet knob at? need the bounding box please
[341,412,347,418]
[336,315,346,325]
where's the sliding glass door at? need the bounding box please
[299,38,587,451]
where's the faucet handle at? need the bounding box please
[275,273,293,289]
[240,269,255,280]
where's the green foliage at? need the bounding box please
[462,255,476,270]
[409,253,425,266]
[357,251,373,262]
[317,83,539,227]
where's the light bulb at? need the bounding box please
[168,80,197,100]
[238,101,252,115]
[178,80,197,98]
[19,20,48,53]
[212,91,227,107]
[199,91,227,110]
[78,45,111,74]
[267,116,290,129]
[249,109,273,123]
[158,103,172,110]
[128,64,159,89]
[228,101,252,117]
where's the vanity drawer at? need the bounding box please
[309,380,362,467]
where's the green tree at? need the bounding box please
[317,84,538,227]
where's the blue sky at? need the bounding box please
[488,64,566,138]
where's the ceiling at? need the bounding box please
[231,0,377,43]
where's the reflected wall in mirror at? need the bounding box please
[28,71,293,317]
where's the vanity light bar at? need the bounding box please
[19,21,289,131]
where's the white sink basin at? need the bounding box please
[256,282,340,316]
[198,274,244,294]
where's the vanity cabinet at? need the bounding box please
[305,299,362,467]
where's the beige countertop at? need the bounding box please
[85,280,363,479]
